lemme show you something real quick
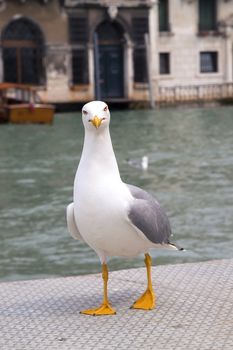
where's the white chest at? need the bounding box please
[73,178,149,257]
[72,130,151,257]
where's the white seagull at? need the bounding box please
[66,101,183,316]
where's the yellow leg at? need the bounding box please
[131,253,156,310]
[80,263,116,316]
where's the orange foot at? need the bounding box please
[131,288,156,310]
[80,303,116,316]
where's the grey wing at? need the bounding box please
[66,203,83,241]
[126,184,172,245]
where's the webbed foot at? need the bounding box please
[80,302,116,316]
[131,288,156,310]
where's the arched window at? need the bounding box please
[1,17,45,85]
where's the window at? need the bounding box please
[72,49,88,84]
[200,52,218,73]
[132,17,149,83]
[199,0,217,32]
[2,18,45,85]
[132,17,149,44]
[68,17,88,44]
[159,0,169,32]
[68,16,89,84]
[160,53,170,75]
[134,48,147,83]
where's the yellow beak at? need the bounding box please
[91,116,102,129]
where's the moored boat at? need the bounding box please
[0,83,54,124]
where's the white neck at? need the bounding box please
[78,127,121,182]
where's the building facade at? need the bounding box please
[0,0,232,105]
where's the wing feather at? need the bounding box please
[66,203,83,241]
[126,184,172,245]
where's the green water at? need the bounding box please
[0,106,233,281]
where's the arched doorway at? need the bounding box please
[1,17,45,85]
[95,21,124,99]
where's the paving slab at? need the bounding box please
[0,259,233,350]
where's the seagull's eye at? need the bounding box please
[103,105,108,112]
[83,110,88,115]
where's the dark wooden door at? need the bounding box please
[99,44,124,98]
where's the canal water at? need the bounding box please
[0,106,233,282]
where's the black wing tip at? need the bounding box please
[168,242,185,251]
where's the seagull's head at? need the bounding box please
[82,101,110,132]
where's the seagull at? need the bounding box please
[66,101,183,316]
[127,155,149,171]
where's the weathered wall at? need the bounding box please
[0,0,68,43]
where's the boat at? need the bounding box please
[0,83,55,124]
